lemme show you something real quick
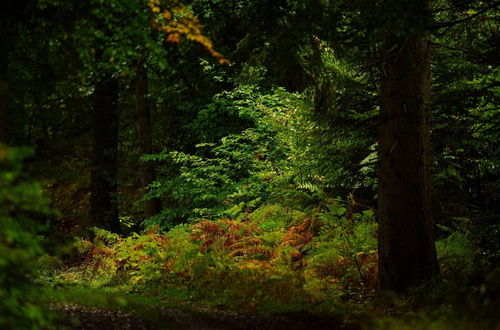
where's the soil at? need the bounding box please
[53,303,354,330]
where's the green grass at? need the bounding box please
[41,286,165,313]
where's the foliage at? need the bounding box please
[148,0,229,64]
[303,207,378,301]
[145,63,377,228]
[3,0,499,326]
[144,85,296,226]
[436,218,477,277]
[0,146,52,329]
[52,203,378,311]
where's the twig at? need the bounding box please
[432,2,500,30]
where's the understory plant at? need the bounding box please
[0,146,52,329]
[54,200,380,311]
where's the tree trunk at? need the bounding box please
[90,74,120,233]
[135,64,162,218]
[0,46,9,144]
[377,0,439,292]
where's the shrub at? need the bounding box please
[436,217,478,278]
[57,200,379,311]
[303,206,378,301]
[0,146,52,329]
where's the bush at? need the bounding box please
[0,146,52,329]
[56,200,378,311]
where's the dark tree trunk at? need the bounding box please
[135,64,162,218]
[377,0,439,292]
[0,0,31,145]
[0,43,9,144]
[90,74,120,233]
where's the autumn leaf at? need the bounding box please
[147,0,229,65]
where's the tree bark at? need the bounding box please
[90,74,120,233]
[135,64,162,218]
[0,41,9,144]
[377,0,440,292]
[0,0,31,145]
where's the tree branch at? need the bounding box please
[432,2,500,30]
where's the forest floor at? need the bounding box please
[52,303,346,330]
[41,282,500,330]
[45,288,353,330]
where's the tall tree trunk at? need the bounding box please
[377,0,439,292]
[0,0,29,145]
[0,45,9,144]
[90,74,120,233]
[135,64,162,218]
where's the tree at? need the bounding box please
[377,0,439,291]
[135,62,162,218]
[90,71,120,233]
[0,0,30,144]
[0,49,7,145]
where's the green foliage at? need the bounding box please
[436,215,499,279]
[303,205,377,302]
[51,203,380,312]
[145,66,377,228]
[0,146,52,329]
[249,205,306,231]
[436,218,476,277]
[430,3,499,264]
[4,0,499,326]
[144,85,296,227]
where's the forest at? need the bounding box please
[0,0,499,329]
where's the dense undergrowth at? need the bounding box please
[39,201,499,329]
[1,142,498,329]
[48,203,377,310]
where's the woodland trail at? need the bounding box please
[54,303,349,330]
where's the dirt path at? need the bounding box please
[54,303,350,330]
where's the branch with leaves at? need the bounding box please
[147,0,229,64]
